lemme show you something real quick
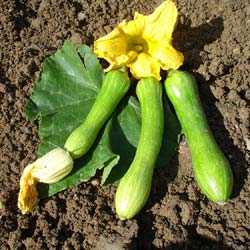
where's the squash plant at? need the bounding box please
[20,41,181,213]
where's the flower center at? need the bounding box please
[128,37,148,54]
[133,45,143,52]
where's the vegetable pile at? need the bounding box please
[18,0,233,219]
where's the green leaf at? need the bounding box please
[101,96,140,185]
[24,41,104,156]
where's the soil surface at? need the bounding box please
[0,0,249,249]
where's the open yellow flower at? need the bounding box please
[94,0,184,80]
[18,148,73,214]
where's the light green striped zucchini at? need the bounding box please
[64,69,130,159]
[164,70,233,203]
[115,77,164,220]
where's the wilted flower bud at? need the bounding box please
[18,148,73,214]
[32,148,73,183]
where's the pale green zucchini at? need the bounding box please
[64,69,130,159]
[164,70,233,203]
[115,77,164,220]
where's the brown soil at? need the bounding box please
[0,0,249,249]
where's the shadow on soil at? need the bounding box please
[12,0,37,33]
[128,231,233,250]
[194,71,248,199]
[174,17,224,71]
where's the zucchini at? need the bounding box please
[164,70,233,203]
[115,77,164,220]
[64,69,130,159]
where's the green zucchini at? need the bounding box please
[164,70,233,203]
[115,77,164,220]
[64,69,130,159]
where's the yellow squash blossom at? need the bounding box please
[94,0,184,80]
[18,148,73,214]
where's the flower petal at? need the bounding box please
[128,53,161,80]
[104,50,138,72]
[94,21,129,67]
[122,17,145,37]
[142,0,178,41]
[94,18,146,71]
[148,40,184,70]
[18,163,39,214]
